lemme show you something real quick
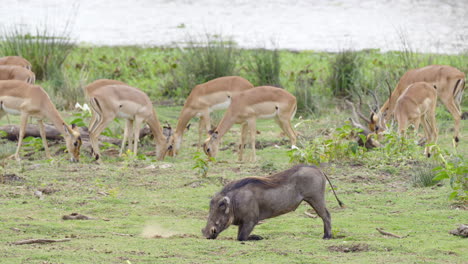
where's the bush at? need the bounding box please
[247,48,281,87]
[0,26,76,81]
[328,50,363,98]
[294,66,317,115]
[165,34,239,98]
[411,161,439,187]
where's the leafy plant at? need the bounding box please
[433,154,467,201]
[411,161,439,187]
[192,151,215,178]
[288,123,367,166]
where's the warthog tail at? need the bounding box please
[322,172,344,208]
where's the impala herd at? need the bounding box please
[0,56,465,162]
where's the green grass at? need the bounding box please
[0,103,467,263]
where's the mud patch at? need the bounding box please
[328,243,369,253]
[1,174,25,184]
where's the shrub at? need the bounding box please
[0,26,76,81]
[411,161,439,187]
[328,49,362,98]
[247,48,281,87]
[294,66,317,115]
[165,34,239,98]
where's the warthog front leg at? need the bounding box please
[237,221,259,241]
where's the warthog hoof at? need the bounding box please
[248,234,263,240]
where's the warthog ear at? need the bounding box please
[219,196,230,214]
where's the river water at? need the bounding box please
[2,0,467,53]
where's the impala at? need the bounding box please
[0,80,81,161]
[370,65,465,144]
[0,65,35,84]
[394,82,438,157]
[167,76,254,156]
[0,56,32,70]
[85,83,169,160]
[203,86,297,162]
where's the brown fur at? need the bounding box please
[203,86,297,162]
[373,65,465,143]
[0,65,35,84]
[395,82,438,156]
[0,56,32,70]
[220,165,303,194]
[168,76,254,156]
[0,80,81,161]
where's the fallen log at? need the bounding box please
[0,124,152,146]
[12,238,71,245]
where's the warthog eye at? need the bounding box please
[73,141,78,147]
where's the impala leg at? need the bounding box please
[14,113,29,161]
[440,97,462,147]
[198,111,210,149]
[238,122,249,162]
[132,117,144,156]
[247,119,257,162]
[276,115,297,146]
[37,119,51,159]
[89,114,115,160]
[120,119,133,156]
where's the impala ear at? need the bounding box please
[211,131,218,140]
[71,123,79,132]
[370,112,378,123]
[63,123,72,136]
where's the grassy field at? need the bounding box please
[0,101,467,263]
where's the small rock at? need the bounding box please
[159,164,173,169]
[145,164,157,170]
[34,190,44,200]
[450,224,468,237]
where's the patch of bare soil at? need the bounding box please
[328,243,369,253]
[1,174,25,184]
[62,213,96,220]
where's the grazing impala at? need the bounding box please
[203,86,297,162]
[0,65,35,84]
[370,65,465,145]
[85,83,169,160]
[394,82,438,157]
[0,80,82,161]
[0,56,32,70]
[167,76,254,156]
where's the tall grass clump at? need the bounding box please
[247,48,281,87]
[293,66,317,115]
[328,49,363,98]
[411,161,439,187]
[0,26,76,81]
[165,34,239,98]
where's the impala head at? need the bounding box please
[166,134,180,157]
[345,100,381,149]
[202,195,233,239]
[203,131,219,158]
[63,124,82,162]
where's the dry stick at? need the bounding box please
[13,238,71,245]
[376,228,404,238]
[304,211,318,218]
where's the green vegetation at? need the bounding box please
[0,106,466,263]
[0,32,467,262]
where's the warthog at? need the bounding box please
[202,164,344,241]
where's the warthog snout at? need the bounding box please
[202,226,218,239]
